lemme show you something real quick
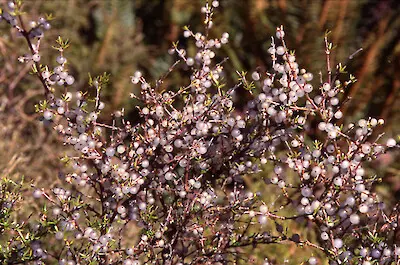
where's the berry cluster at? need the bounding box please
[1,1,399,265]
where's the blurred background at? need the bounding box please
[0,0,400,263]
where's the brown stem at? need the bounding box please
[17,14,50,96]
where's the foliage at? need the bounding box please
[1,1,400,265]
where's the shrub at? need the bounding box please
[1,1,400,264]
